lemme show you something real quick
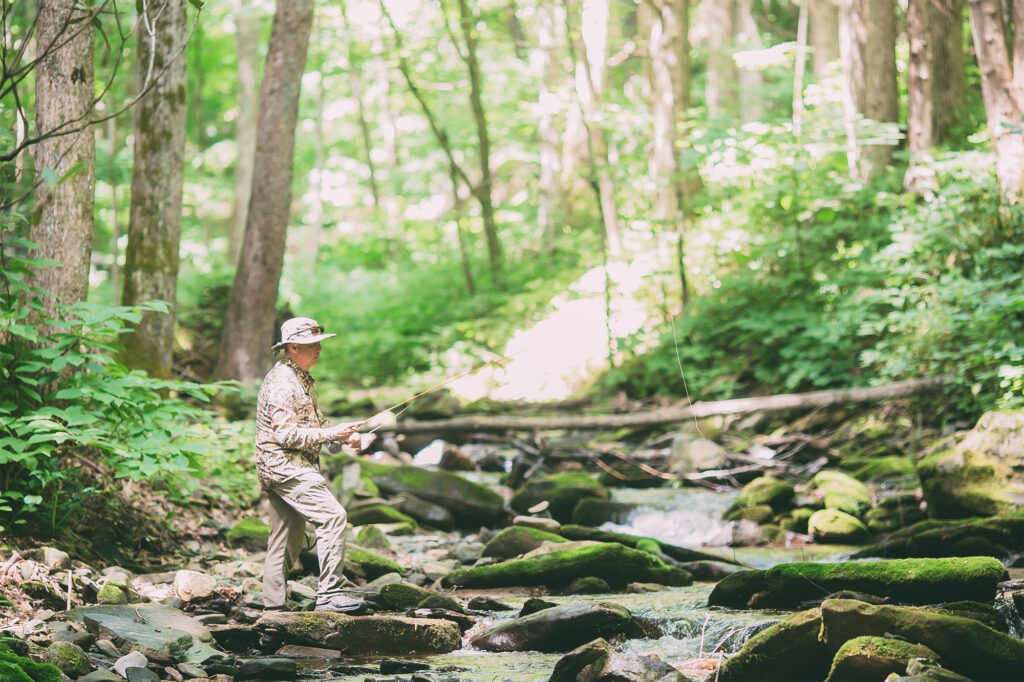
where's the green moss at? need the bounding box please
[43,641,90,677]
[724,503,774,523]
[511,472,610,523]
[0,639,62,682]
[852,511,1024,559]
[634,538,661,555]
[355,525,391,550]
[377,583,436,610]
[482,526,567,559]
[96,581,129,605]
[724,476,794,519]
[225,516,271,546]
[442,542,692,590]
[825,635,937,682]
[347,503,419,528]
[361,462,505,526]
[718,608,832,682]
[849,456,917,480]
[345,546,404,579]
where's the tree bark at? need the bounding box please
[29,0,96,315]
[456,0,503,276]
[214,0,315,386]
[120,0,189,380]
[735,0,762,123]
[930,0,965,142]
[228,0,260,267]
[966,0,1024,201]
[704,0,738,120]
[536,1,565,247]
[905,0,935,195]
[376,375,952,434]
[838,0,899,182]
[808,0,840,78]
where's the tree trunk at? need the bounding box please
[966,0,1024,201]
[930,0,966,142]
[376,376,952,434]
[107,116,121,306]
[838,0,899,182]
[228,0,260,267]
[214,0,315,386]
[457,0,503,277]
[735,0,763,122]
[120,0,189,380]
[905,0,935,195]
[536,1,565,247]
[808,0,840,78]
[704,0,738,120]
[29,0,96,315]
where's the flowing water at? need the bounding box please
[300,485,855,681]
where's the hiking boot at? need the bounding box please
[314,594,367,614]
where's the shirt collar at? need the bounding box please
[281,356,315,387]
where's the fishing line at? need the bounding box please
[669,309,704,438]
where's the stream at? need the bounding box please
[297,484,855,681]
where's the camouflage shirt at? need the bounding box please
[254,357,332,487]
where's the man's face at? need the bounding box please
[289,342,322,371]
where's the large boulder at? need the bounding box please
[66,604,222,665]
[255,611,460,655]
[442,542,693,590]
[717,608,832,682]
[708,556,1007,609]
[852,511,1024,559]
[481,525,568,559]
[824,635,938,682]
[819,598,1024,681]
[807,508,870,543]
[469,602,643,653]
[549,637,692,682]
[916,411,1024,518]
[722,476,794,520]
[356,460,506,527]
[511,473,610,523]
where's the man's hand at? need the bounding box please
[330,420,364,443]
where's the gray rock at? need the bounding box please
[69,604,221,664]
[470,601,644,653]
[53,629,96,650]
[173,570,217,602]
[512,515,562,533]
[255,611,460,655]
[76,672,123,682]
[95,638,122,658]
[549,637,690,682]
[124,667,160,682]
[668,434,727,474]
[176,662,208,679]
[114,651,149,677]
[235,657,297,680]
[40,547,71,569]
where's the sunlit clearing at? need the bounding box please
[450,256,664,402]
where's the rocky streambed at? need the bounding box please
[4,408,1024,681]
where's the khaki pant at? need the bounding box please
[262,468,347,609]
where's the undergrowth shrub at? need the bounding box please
[0,233,244,538]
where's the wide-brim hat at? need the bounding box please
[271,316,337,350]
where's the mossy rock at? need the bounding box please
[569,498,637,526]
[96,581,130,605]
[0,638,62,682]
[723,503,774,523]
[723,476,794,519]
[21,580,66,609]
[819,598,1024,681]
[511,473,610,524]
[558,524,741,565]
[355,525,391,550]
[560,576,612,595]
[915,411,1024,519]
[41,640,91,678]
[442,542,693,590]
[929,599,1007,633]
[347,503,419,528]
[377,583,437,610]
[344,546,404,580]
[849,456,917,481]
[808,508,870,543]
[225,516,271,551]
[852,511,1024,559]
[812,469,872,517]
[481,526,568,560]
[777,507,816,533]
[864,497,928,534]
[470,601,642,653]
[717,608,832,682]
[709,556,1007,609]
[256,611,460,655]
[418,594,463,611]
[824,635,937,682]
[357,460,506,527]
[391,493,455,530]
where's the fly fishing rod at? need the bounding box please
[327,350,520,452]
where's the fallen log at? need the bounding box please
[375,375,952,435]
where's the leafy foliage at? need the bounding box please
[0,231,239,537]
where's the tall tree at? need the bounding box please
[535,1,566,247]
[905,0,933,194]
[735,0,762,123]
[29,0,96,315]
[228,0,261,266]
[640,0,694,304]
[704,0,738,120]
[930,0,965,142]
[808,0,840,78]
[966,0,1023,201]
[214,0,315,385]
[120,0,190,379]
[838,0,898,182]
